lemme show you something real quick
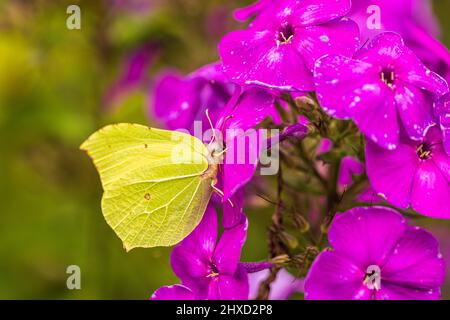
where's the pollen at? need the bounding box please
[206,272,219,278]
[277,23,295,45]
[416,143,432,160]
[380,68,396,88]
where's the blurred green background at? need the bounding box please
[0,0,449,299]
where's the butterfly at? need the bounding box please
[80,122,225,251]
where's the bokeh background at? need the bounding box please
[0,0,449,299]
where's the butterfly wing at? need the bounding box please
[80,123,213,250]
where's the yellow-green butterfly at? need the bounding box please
[81,123,223,251]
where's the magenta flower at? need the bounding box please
[348,0,450,83]
[316,138,333,155]
[436,92,450,156]
[151,63,233,134]
[219,0,360,91]
[365,125,450,218]
[349,0,440,44]
[280,123,309,142]
[415,31,450,85]
[315,32,448,149]
[338,156,364,187]
[304,206,445,300]
[152,66,278,227]
[104,43,158,110]
[151,206,249,300]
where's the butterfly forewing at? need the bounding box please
[80,123,214,250]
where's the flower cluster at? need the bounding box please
[147,0,450,300]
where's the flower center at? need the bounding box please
[380,68,396,88]
[206,263,219,278]
[363,265,381,291]
[416,143,432,160]
[277,23,294,45]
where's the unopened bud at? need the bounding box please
[295,96,316,111]
[280,231,299,249]
[292,214,310,233]
[270,254,291,265]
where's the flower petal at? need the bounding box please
[293,0,352,26]
[357,186,383,204]
[356,32,405,65]
[105,43,157,109]
[151,284,195,300]
[213,215,248,275]
[219,29,313,91]
[255,0,352,27]
[436,93,450,156]
[396,46,449,96]
[221,158,258,202]
[222,188,245,229]
[410,159,450,218]
[352,90,400,150]
[171,206,217,285]
[220,130,263,202]
[218,88,276,200]
[152,64,232,133]
[394,84,435,140]
[403,22,450,80]
[217,265,249,300]
[357,32,448,96]
[153,71,199,130]
[328,207,408,267]
[316,138,333,155]
[220,88,276,134]
[365,139,418,208]
[188,62,230,83]
[304,250,369,300]
[432,145,450,183]
[338,156,364,186]
[206,265,249,300]
[374,283,440,300]
[280,123,309,141]
[314,55,378,119]
[382,226,445,291]
[295,19,360,70]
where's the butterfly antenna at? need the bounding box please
[220,115,233,133]
[215,147,228,158]
[205,109,216,147]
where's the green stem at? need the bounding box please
[257,157,286,300]
[297,142,328,190]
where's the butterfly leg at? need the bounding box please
[211,183,235,207]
